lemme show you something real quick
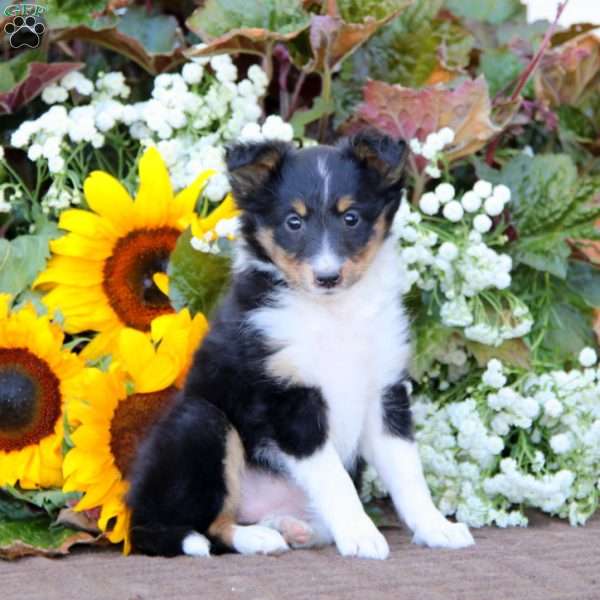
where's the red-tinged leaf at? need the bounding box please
[0,62,82,115]
[350,77,502,162]
[184,27,308,59]
[185,0,310,58]
[305,6,410,73]
[54,26,184,74]
[535,32,600,108]
[53,7,185,75]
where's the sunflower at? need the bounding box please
[34,147,216,359]
[62,309,208,553]
[0,295,84,490]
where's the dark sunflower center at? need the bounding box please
[103,227,180,331]
[0,348,61,452]
[0,370,36,430]
[109,387,178,477]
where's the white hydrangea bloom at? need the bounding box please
[418,192,439,215]
[442,200,463,222]
[435,182,455,203]
[578,347,597,367]
[473,214,492,233]
[473,180,493,198]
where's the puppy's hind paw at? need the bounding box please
[232,524,290,555]
[412,517,474,549]
[182,532,211,557]
[334,518,389,560]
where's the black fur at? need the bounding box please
[227,133,407,270]
[127,399,231,556]
[126,133,411,556]
[382,379,413,440]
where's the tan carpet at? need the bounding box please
[2,512,598,600]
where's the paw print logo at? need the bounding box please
[4,15,45,49]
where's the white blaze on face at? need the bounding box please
[311,232,342,279]
[317,155,330,202]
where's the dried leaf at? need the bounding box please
[0,516,101,560]
[55,508,101,534]
[0,61,82,114]
[184,27,308,59]
[306,8,407,72]
[351,77,501,162]
[535,32,600,107]
[467,338,532,370]
[185,0,310,58]
[53,7,185,75]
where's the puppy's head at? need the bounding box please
[226,132,406,294]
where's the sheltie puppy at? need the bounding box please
[126,132,474,558]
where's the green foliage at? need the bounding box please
[332,14,473,124]
[167,229,232,317]
[190,0,310,38]
[410,315,454,381]
[2,487,79,519]
[479,48,533,98]
[566,261,600,309]
[43,0,116,29]
[558,105,598,142]
[477,154,600,279]
[444,0,525,25]
[0,223,59,296]
[117,6,182,55]
[0,50,45,94]
[338,0,408,22]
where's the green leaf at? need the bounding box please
[3,487,79,518]
[0,514,95,559]
[188,0,310,39]
[479,47,533,98]
[42,0,116,29]
[167,229,231,318]
[445,0,525,25]
[566,261,600,308]
[116,6,181,55]
[558,105,597,141]
[542,302,595,365]
[512,234,571,279]
[0,225,59,296]
[410,312,454,380]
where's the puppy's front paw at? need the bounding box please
[334,518,389,560]
[412,515,474,549]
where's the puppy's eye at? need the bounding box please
[343,210,360,227]
[285,214,303,231]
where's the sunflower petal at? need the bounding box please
[117,329,155,387]
[84,171,136,235]
[135,147,173,228]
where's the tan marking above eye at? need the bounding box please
[291,199,307,217]
[336,195,355,213]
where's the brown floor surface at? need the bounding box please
[1,512,598,600]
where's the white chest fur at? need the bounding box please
[247,239,411,465]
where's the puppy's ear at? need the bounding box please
[341,131,407,188]
[225,141,290,208]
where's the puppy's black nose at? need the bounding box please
[315,271,341,289]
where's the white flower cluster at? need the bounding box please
[190,216,241,255]
[41,182,82,215]
[392,170,532,347]
[410,127,455,178]
[9,53,293,214]
[402,354,600,527]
